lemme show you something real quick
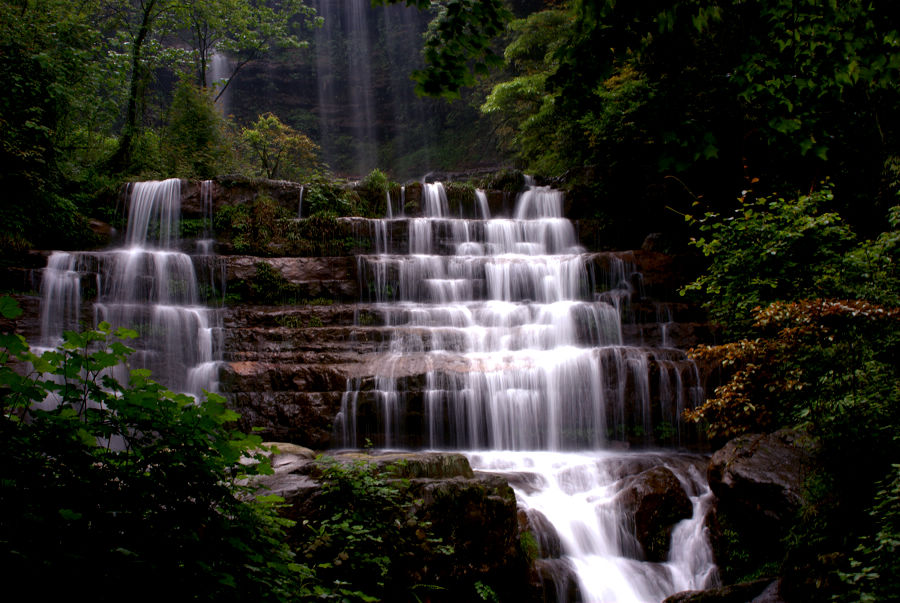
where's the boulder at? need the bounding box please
[706,429,818,585]
[708,429,817,529]
[664,579,782,603]
[615,465,693,561]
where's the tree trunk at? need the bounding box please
[110,0,157,172]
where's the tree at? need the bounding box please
[372,0,512,98]
[174,0,320,99]
[482,0,900,234]
[163,79,231,178]
[241,112,319,180]
[110,0,317,171]
[0,0,107,251]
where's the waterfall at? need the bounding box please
[310,0,440,177]
[314,0,378,176]
[298,185,305,219]
[335,181,716,601]
[209,51,233,115]
[38,179,223,398]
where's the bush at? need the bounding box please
[297,457,452,602]
[682,186,856,337]
[0,297,303,602]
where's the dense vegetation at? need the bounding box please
[3,0,900,601]
[0,0,508,254]
[0,300,302,601]
[680,192,899,600]
[481,0,900,242]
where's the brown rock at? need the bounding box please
[615,465,693,561]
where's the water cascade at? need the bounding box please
[37,179,223,398]
[209,51,233,115]
[314,0,378,176]
[335,182,715,601]
[308,0,438,176]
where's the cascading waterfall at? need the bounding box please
[37,179,222,398]
[335,182,716,601]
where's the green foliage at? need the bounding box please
[687,299,900,439]
[244,262,301,305]
[163,80,232,178]
[372,0,511,99]
[298,457,452,601]
[174,0,320,92]
[241,112,320,181]
[481,0,900,233]
[480,8,573,173]
[682,185,900,597]
[518,530,539,563]
[479,169,526,194]
[841,464,900,602]
[682,187,856,336]
[0,0,106,251]
[474,580,500,602]
[304,176,352,217]
[354,169,394,218]
[0,298,302,601]
[215,194,290,255]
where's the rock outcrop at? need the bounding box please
[252,449,538,602]
[615,465,694,561]
[704,429,819,588]
[708,429,817,532]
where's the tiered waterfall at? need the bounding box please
[38,179,222,398]
[335,182,718,602]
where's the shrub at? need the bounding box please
[682,186,856,337]
[0,297,303,602]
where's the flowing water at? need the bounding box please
[37,179,223,398]
[336,182,716,601]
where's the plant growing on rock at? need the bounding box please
[297,457,452,602]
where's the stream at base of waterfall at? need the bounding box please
[469,451,717,603]
[336,182,718,601]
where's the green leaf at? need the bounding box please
[0,296,23,319]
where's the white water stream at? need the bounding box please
[38,179,222,398]
[337,182,716,601]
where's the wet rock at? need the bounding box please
[615,465,693,562]
[663,578,776,603]
[708,429,817,530]
[221,256,358,300]
[262,441,316,459]
[518,508,562,558]
[533,558,579,603]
